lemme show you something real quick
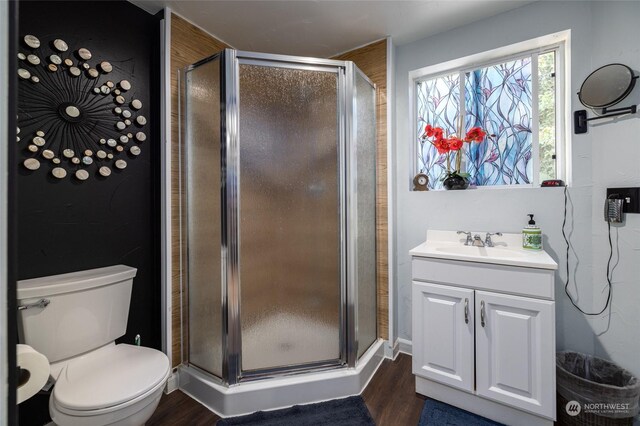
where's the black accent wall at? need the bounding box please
[16,2,160,422]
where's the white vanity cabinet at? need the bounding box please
[412,282,475,392]
[411,231,558,426]
[474,291,555,418]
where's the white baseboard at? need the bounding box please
[165,369,179,394]
[398,338,412,355]
[384,339,400,360]
[179,339,385,417]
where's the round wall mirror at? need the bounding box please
[578,63,637,109]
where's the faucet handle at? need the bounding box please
[484,232,503,247]
[457,231,473,245]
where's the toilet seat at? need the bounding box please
[52,343,170,415]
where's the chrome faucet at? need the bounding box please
[457,231,473,246]
[472,234,485,247]
[484,232,503,247]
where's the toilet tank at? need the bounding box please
[17,265,137,364]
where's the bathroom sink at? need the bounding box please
[434,245,526,259]
[409,230,557,270]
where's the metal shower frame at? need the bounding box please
[180,48,377,386]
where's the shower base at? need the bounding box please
[178,339,385,417]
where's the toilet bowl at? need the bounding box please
[49,343,170,426]
[17,265,170,426]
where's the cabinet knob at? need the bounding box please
[480,300,486,327]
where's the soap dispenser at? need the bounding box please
[522,214,542,250]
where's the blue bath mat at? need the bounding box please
[418,399,505,425]
[217,395,375,425]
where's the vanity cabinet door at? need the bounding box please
[412,282,475,392]
[475,291,555,419]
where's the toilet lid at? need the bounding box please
[53,344,170,411]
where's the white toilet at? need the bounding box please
[17,265,170,426]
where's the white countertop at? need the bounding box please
[410,230,558,270]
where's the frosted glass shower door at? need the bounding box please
[353,70,377,359]
[182,56,223,377]
[238,63,342,373]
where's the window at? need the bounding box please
[411,34,567,190]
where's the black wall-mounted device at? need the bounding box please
[606,187,640,214]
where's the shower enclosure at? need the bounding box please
[180,49,377,389]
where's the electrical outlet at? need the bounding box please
[607,187,640,214]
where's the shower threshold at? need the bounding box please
[177,338,385,417]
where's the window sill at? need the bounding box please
[411,185,567,192]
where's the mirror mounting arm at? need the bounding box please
[574,104,637,134]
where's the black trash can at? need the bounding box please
[556,351,640,426]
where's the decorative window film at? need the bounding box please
[415,48,560,189]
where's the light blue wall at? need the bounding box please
[393,1,640,378]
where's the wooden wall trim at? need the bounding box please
[333,39,389,340]
[170,13,228,367]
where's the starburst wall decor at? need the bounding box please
[17,34,148,181]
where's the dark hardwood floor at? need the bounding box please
[362,353,425,425]
[147,353,425,426]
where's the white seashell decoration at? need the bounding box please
[27,54,40,65]
[17,35,148,182]
[53,39,69,52]
[24,158,40,170]
[100,61,112,73]
[99,166,111,177]
[75,169,89,180]
[18,69,31,80]
[24,35,40,49]
[77,48,92,60]
[52,167,67,178]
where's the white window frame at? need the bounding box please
[409,30,570,190]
